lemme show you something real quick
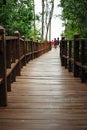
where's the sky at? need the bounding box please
[35,0,64,40]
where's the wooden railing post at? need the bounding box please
[68,40,72,72]
[64,40,67,68]
[36,40,39,58]
[6,39,11,68]
[81,39,87,83]
[73,33,80,77]
[60,33,87,83]
[14,31,21,76]
[26,40,31,62]
[21,36,26,66]
[30,39,34,60]
[60,36,66,66]
[0,26,7,106]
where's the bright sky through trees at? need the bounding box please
[35,0,64,40]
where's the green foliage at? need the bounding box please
[59,0,87,38]
[0,0,36,39]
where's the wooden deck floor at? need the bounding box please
[0,47,87,130]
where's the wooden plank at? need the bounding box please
[6,36,18,40]
[0,36,2,40]
[0,119,87,130]
[0,47,87,130]
[0,27,7,106]
[8,95,87,103]
[7,59,19,76]
[0,78,3,84]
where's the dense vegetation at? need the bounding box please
[0,0,54,41]
[0,0,87,39]
[0,0,35,39]
[59,0,87,38]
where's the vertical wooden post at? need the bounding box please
[21,36,26,66]
[64,40,67,68]
[36,40,39,58]
[81,40,86,82]
[30,39,34,60]
[14,31,21,76]
[6,40,11,68]
[12,39,16,63]
[73,33,80,77]
[27,40,31,62]
[68,40,72,72]
[60,37,65,66]
[33,41,35,59]
[0,26,7,106]
[25,40,30,63]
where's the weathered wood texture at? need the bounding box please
[0,26,51,106]
[0,47,87,130]
[60,35,87,83]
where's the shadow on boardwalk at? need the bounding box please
[0,47,87,130]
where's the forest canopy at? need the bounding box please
[59,0,87,38]
[0,0,34,39]
[0,0,87,40]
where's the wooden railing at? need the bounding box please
[60,34,87,83]
[0,26,51,106]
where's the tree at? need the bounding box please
[45,0,54,40]
[0,0,34,38]
[59,0,87,38]
[33,0,36,40]
[42,0,44,40]
[41,0,54,41]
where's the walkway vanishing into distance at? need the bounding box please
[0,47,87,130]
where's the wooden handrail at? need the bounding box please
[60,34,87,83]
[0,26,51,106]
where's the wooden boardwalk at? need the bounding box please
[0,47,87,130]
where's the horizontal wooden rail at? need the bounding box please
[0,26,51,106]
[60,34,87,83]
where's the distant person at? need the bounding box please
[57,37,59,46]
[54,38,57,48]
[51,40,54,47]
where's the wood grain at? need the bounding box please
[0,47,87,130]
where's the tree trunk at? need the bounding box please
[33,0,36,40]
[45,0,54,41]
[49,20,51,41]
[42,0,44,40]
